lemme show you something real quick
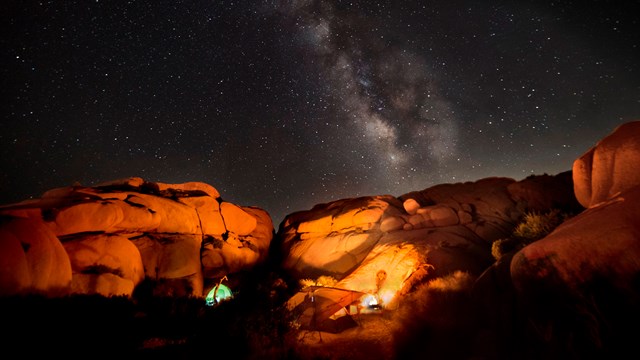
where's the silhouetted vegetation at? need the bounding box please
[0,294,140,358]
[0,266,296,359]
[389,271,477,359]
[492,209,573,261]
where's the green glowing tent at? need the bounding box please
[205,284,233,306]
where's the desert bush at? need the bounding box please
[513,209,569,242]
[390,271,477,359]
[492,209,572,261]
[299,275,338,288]
[491,238,525,261]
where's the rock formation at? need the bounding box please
[275,171,581,308]
[0,177,274,298]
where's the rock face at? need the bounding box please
[508,120,640,357]
[276,172,581,308]
[0,217,72,297]
[0,178,273,298]
[572,120,640,208]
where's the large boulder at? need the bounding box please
[573,120,640,208]
[63,234,145,297]
[0,216,72,296]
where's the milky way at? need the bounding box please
[1,1,639,225]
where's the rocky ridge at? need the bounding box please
[0,177,273,298]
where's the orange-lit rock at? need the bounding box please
[297,215,333,234]
[424,205,459,227]
[220,201,257,236]
[201,207,273,278]
[112,194,163,230]
[285,232,381,277]
[0,178,273,298]
[339,242,423,309]
[94,176,145,189]
[403,198,421,215]
[63,234,144,297]
[0,216,71,296]
[573,120,640,208]
[48,201,126,235]
[131,233,204,296]
[179,196,226,235]
[380,216,405,233]
[153,180,220,199]
[512,187,640,291]
[402,177,522,240]
[331,206,380,233]
[241,206,275,260]
[32,189,205,236]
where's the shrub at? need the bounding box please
[513,209,569,242]
[492,209,573,261]
[299,275,338,288]
[491,238,524,261]
[390,271,477,359]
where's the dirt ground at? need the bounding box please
[287,311,398,360]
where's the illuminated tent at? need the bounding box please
[205,283,233,306]
[286,286,367,333]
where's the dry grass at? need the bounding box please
[287,312,397,360]
[286,271,477,360]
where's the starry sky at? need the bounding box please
[1,0,639,226]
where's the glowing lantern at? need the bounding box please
[361,294,382,310]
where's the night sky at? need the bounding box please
[2,1,639,226]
